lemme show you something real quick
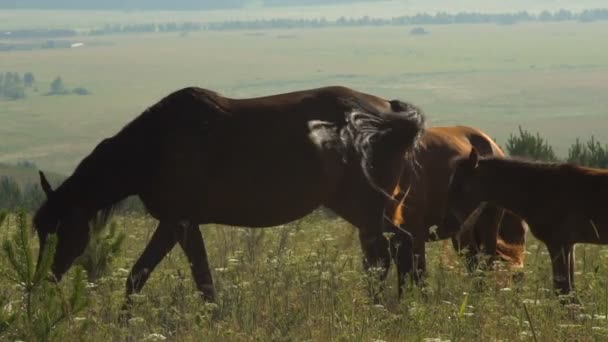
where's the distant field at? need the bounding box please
[1,20,607,173]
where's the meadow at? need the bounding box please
[1,9,608,341]
[3,211,608,341]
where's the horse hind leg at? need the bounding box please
[547,242,576,300]
[176,222,216,302]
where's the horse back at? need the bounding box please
[423,125,503,158]
[207,86,392,117]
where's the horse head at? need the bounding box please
[33,171,92,280]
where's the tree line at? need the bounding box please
[0,72,90,100]
[92,9,608,34]
[2,9,607,39]
[2,0,372,10]
[0,72,35,100]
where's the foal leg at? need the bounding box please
[123,221,178,309]
[175,222,216,302]
[472,205,501,269]
[547,243,574,296]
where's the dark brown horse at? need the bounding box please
[34,86,425,304]
[445,148,608,296]
[389,126,527,278]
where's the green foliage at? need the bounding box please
[0,176,45,212]
[0,71,27,100]
[506,126,558,161]
[567,136,608,168]
[48,76,68,95]
[0,211,88,341]
[23,72,35,87]
[76,220,125,282]
[72,87,91,96]
[0,177,22,211]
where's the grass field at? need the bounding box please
[2,212,608,341]
[1,21,607,173]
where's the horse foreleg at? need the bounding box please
[547,242,574,297]
[358,229,391,302]
[412,231,426,283]
[393,229,418,298]
[176,223,216,302]
[123,221,177,309]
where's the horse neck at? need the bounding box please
[57,140,137,216]
[54,172,130,218]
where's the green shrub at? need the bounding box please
[75,219,125,282]
[567,136,608,168]
[0,211,87,341]
[505,126,558,161]
[72,87,91,96]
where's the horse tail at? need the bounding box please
[496,211,527,267]
[496,238,525,268]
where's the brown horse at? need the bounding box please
[390,126,527,278]
[34,86,425,305]
[445,148,608,296]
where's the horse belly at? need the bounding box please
[203,176,330,227]
[202,144,341,227]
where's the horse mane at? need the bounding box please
[453,153,570,172]
[339,97,424,199]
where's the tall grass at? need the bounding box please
[1,212,608,340]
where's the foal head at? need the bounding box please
[444,148,488,226]
[33,172,96,280]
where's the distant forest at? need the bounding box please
[0,0,375,10]
[3,9,607,41]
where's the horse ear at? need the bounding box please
[39,171,54,197]
[468,148,480,169]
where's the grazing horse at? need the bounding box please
[390,126,527,279]
[445,148,608,296]
[34,86,425,305]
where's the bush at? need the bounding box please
[2,86,26,100]
[567,136,608,168]
[0,211,87,340]
[23,72,35,87]
[75,220,125,282]
[48,77,68,95]
[410,27,429,35]
[72,87,91,95]
[0,177,21,211]
[505,126,558,161]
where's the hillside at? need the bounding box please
[0,163,64,187]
